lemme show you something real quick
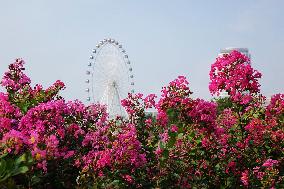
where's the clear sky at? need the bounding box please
[0,0,283,102]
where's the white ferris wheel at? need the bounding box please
[85,38,134,117]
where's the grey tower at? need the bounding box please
[219,47,251,61]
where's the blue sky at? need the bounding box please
[0,0,283,101]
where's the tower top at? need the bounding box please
[219,47,251,60]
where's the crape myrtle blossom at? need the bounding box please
[121,92,157,121]
[1,58,31,91]
[0,93,22,118]
[266,93,284,118]
[0,92,22,135]
[76,122,147,185]
[252,159,280,188]
[1,59,66,115]
[1,129,28,155]
[188,98,217,132]
[241,170,249,187]
[156,76,194,127]
[262,159,278,168]
[216,108,237,130]
[156,76,217,132]
[121,93,145,119]
[18,100,89,171]
[209,50,262,104]
[143,93,157,109]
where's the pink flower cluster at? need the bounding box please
[121,93,144,118]
[262,159,278,167]
[155,76,217,132]
[0,93,22,134]
[121,93,157,121]
[17,100,87,171]
[77,123,146,176]
[266,93,284,118]
[217,108,237,130]
[209,50,262,104]
[188,98,217,131]
[1,59,31,91]
[241,170,249,187]
[1,129,27,155]
[156,76,194,126]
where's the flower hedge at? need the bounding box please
[0,51,283,188]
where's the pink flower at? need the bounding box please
[160,131,169,143]
[262,159,278,167]
[145,118,152,125]
[266,94,284,118]
[155,146,163,157]
[143,94,157,109]
[1,59,31,91]
[241,170,249,187]
[157,111,168,127]
[96,150,111,169]
[171,124,178,132]
[201,138,209,148]
[1,129,28,154]
[241,94,253,105]
[37,160,47,172]
[226,161,236,174]
[122,174,133,183]
[188,98,217,131]
[46,134,59,152]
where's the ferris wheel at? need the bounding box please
[85,38,134,117]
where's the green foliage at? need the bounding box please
[0,153,33,184]
[214,97,233,114]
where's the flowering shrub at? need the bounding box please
[0,51,283,188]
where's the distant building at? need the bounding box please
[145,111,157,117]
[218,47,251,98]
[219,47,251,61]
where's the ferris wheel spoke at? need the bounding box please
[93,58,109,77]
[94,65,107,77]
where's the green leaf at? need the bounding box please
[253,112,259,118]
[30,175,41,185]
[0,153,8,159]
[107,179,120,187]
[196,138,201,144]
[167,108,178,122]
[187,131,195,140]
[167,136,176,148]
[0,159,7,176]
[172,173,180,179]
[11,166,29,176]
[190,151,195,156]
[162,149,169,158]
[15,153,27,165]
[215,163,220,171]
[160,142,165,149]
[0,174,11,183]
[0,153,31,183]
[177,133,183,139]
